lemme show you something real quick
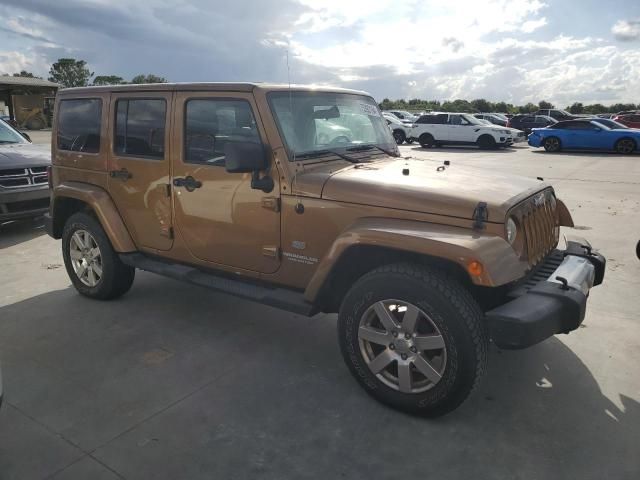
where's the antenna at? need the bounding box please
[286,49,302,208]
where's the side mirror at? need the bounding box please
[224,141,274,193]
[224,141,268,173]
[21,132,32,142]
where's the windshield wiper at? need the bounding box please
[295,149,361,163]
[346,144,399,157]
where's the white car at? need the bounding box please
[383,112,414,145]
[383,110,418,124]
[409,112,514,149]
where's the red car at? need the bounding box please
[613,114,640,128]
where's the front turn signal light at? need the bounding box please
[467,261,484,277]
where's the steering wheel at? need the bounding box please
[329,135,351,146]
[70,135,87,152]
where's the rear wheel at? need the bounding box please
[62,212,135,300]
[614,137,636,155]
[26,117,45,130]
[543,136,561,152]
[477,135,496,149]
[338,263,488,417]
[392,129,406,145]
[419,133,435,148]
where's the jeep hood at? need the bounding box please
[0,143,51,169]
[315,158,549,222]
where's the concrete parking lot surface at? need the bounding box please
[1,135,639,479]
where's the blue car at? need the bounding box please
[528,119,639,154]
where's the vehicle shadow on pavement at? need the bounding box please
[531,150,640,157]
[0,217,46,249]
[0,280,638,479]
[409,146,517,154]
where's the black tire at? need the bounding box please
[392,129,406,145]
[62,212,135,300]
[419,133,435,148]
[614,137,636,155]
[338,263,488,417]
[477,135,496,150]
[543,136,561,152]
[636,240,640,260]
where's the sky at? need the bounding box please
[1,0,639,106]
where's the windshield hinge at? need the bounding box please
[473,202,488,230]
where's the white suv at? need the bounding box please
[383,112,414,145]
[410,113,514,149]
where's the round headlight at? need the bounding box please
[506,217,517,244]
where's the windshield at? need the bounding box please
[0,120,28,144]
[461,114,484,125]
[269,92,396,159]
[593,118,628,129]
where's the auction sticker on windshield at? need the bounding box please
[359,103,379,116]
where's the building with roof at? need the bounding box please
[0,76,60,130]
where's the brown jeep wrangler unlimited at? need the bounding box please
[45,83,605,416]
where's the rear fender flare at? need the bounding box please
[52,181,136,252]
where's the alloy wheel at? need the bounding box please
[545,137,560,151]
[69,229,103,287]
[616,139,635,154]
[358,299,447,393]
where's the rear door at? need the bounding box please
[171,91,281,273]
[107,92,174,251]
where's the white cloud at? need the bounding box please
[521,17,547,33]
[612,19,640,41]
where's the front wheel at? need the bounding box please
[419,133,435,148]
[392,129,406,145]
[62,212,135,300]
[543,136,561,152]
[338,263,488,417]
[477,135,496,150]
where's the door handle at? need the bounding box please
[173,176,202,192]
[109,168,131,180]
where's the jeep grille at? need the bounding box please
[514,189,559,267]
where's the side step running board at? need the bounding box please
[119,253,317,316]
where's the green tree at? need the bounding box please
[92,75,125,86]
[130,74,167,84]
[520,102,537,113]
[568,102,584,114]
[471,98,492,113]
[493,101,508,113]
[13,70,41,79]
[538,100,554,110]
[48,58,93,87]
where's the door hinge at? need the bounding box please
[160,226,174,239]
[262,246,280,258]
[261,197,281,212]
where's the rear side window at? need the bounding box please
[184,99,260,166]
[115,99,166,159]
[57,99,102,153]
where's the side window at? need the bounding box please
[185,99,260,166]
[416,115,431,124]
[57,99,102,153]
[435,114,448,124]
[449,115,462,125]
[115,99,166,159]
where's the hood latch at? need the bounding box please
[473,202,488,229]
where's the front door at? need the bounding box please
[107,92,174,251]
[447,114,471,142]
[171,92,281,273]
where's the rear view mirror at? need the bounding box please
[224,141,268,173]
[312,106,340,120]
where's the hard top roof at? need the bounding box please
[58,82,369,96]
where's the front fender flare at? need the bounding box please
[304,217,527,303]
[52,181,136,252]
